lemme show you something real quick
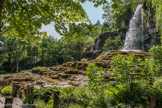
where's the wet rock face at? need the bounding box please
[122,3,161,51]
[140,5,161,51]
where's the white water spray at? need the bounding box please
[122,4,144,51]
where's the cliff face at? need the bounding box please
[141,4,161,51]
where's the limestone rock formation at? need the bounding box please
[0,51,150,91]
[83,31,118,60]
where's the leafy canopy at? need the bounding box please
[0,0,106,40]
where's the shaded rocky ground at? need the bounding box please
[0,96,22,108]
[0,51,150,90]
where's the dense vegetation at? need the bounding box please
[23,50,162,108]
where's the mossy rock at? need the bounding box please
[50,66,68,71]
[31,69,49,75]
[62,62,78,67]
[10,78,32,82]
[65,69,79,74]
[96,51,149,61]
[59,74,72,79]
[75,62,89,70]
[50,71,60,76]
[50,75,59,79]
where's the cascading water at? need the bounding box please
[122,4,144,51]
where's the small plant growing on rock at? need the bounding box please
[1,85,12,96]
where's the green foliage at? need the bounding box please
[0,0,107,40]
[23,86,74,105]
[105,82,159,107]
[0,86,3,91]
[0,70,7,74]
[1,86,12,96]
[68,104,84,108]
[23,54,162,107]
[147,0,162,40]
[149,46,162,75]
[34,99,53,108]
[0,34,93,72]
[154,80,162,102]
[25,86,58,104]
[86,63,106,91]
[102,0,144,29]
[111,54,157,85]
[103,36,124,51]
[149,46,162,64]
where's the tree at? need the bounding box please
[102,0,144,29]
[0,0,107,40]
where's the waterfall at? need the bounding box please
[122,4,144,51]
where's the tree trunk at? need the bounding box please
[16,52,19,73]
[8,53,11,72]
[0,0,5,16]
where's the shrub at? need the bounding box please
[149,46,162,75]
[68,104,84,108]
[103,36,124,51]
[86,63,107,91]
[111,54,157,85]
[1,86,12,96]
[0,70,7,74]
[34,99,53,108]
[0,86,3,91]
[23,86,58,104]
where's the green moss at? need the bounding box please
[65,69,79,74]
[32,66,47,70]
[76,62,89,70]
[63,62,77,67]
[50,75,59,79]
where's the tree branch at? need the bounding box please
[0,0,5,16]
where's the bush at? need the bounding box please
[103,36,124,51]
[68,104,84,108]
[23,86,58,104]
[34,99,53,108]
[149,46,162,75]
[0,70,7,74]
[1,86,12,96]
[111,54,157,85]
[86,63,107,91]
[0,86,3,91]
